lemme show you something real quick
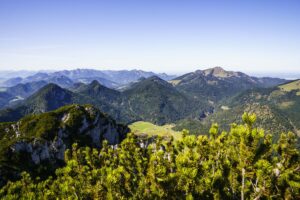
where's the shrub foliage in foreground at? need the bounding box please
[0,113,299,199]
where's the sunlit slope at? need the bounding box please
[129,121,182,140]
[278,79,300,95]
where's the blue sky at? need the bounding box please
[0,0,299,74]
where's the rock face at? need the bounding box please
[11,137,66,165]
[0,104,129,185]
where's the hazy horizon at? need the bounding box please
[0,66,299,80]
[1,0,300,73]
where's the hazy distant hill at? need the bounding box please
[1,77,23,87]
[5,81,48,98]
[0,83,124,123]
[99,69,176,84]
[1,69,176,90]
[1,73,74,88]
[53,69,176,85]
[0,81,48,108]
[72,77,119,88]
[0,92,14,108]
[0,70,38,82]
[0,84,76,122]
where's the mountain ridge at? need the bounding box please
[171,67,286,102]
[1,69,177,89]
[0,67,292,129]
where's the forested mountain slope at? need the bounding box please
[0,83,123,123]
[122,76,211,124]
[175,79,300,141]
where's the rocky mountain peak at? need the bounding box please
[203,67,233,78]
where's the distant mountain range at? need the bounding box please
[0,69,176,108]
[0,69,176,88]
[0,67,289,127]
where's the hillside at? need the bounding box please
[1,77,23,87]
[0,81,48,109]
[0,83,124,123]
[72,80,121,102]
[0,92,14,108]
[0,84,80,122]
[122,76,211,124]
[174,80,300,141]
[225,81,300,136]
[71,81,128,122]
[5,81,48,98]
[0,104,129,185]
[278,79,300,95]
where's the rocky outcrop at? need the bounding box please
[8,105,128,163]
[11,137,65,165]
[0,104,129,185]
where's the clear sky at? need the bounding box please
[0,0,299,74]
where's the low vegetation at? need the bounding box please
[0,113,299,199]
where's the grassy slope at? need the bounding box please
[278,80,300,95]
[129,121,182,140]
